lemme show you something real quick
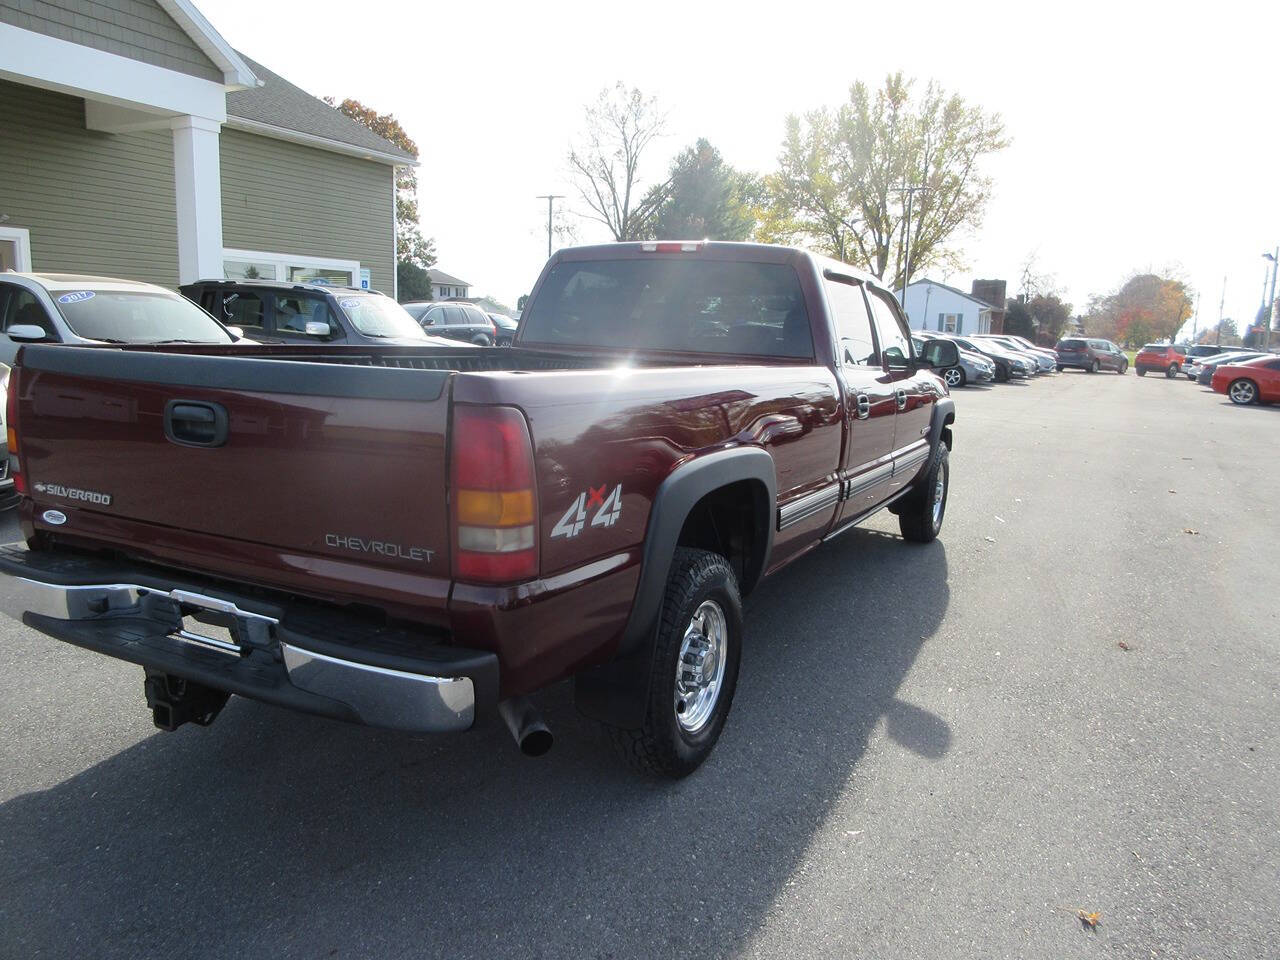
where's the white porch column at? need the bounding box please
[171,115,224,284]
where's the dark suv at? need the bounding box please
[1056,337,1127,373]
[402,301,498,346]
[182,280,443,346]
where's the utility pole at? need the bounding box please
[1189,291,1199,344]
[1216,276,1226,347]
[1263,249,1277,351]
[536,194,564,259]
[894,184,928,304]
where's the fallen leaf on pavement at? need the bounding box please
[1117,641,1132,651]
[1060,907,1102,930]
[1183,528,1199,535]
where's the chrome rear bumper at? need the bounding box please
[0,552,490,734]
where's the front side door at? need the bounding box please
[823,273,897,521]
[866,285,936,495]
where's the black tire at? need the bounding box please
[1089,359,1100,373]
[1165,364,1178,379]
[1228,378,1258,405]
[1056,364,1064,372]
[607,548,743,777]
[1118,361,1128,374]
[942,366,966,388]
[898,445,950,544]
[994,364,1009,383]
[472,335,493,346]
[1136,368,1146,377]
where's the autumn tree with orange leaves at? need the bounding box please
[1085,273,1194,347]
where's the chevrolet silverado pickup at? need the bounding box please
[0,242,958,776]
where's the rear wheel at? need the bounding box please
[1166,364,1178,378]
[1089,360,1100,373]
[472,335,493,346]
[1228,379,1258,405]
[1118,361,1128,374]
[1056,364,1064,372]
[898,445,949,544]
[607,548,742,777]
[943,366,966,388]
[994,364,1009,383]
[1136,368,1146,377]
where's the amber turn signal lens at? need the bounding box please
[456,489,534,527]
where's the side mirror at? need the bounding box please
[225,326,245,340]
[304,321,329,337]
[421,315,434,326]
[921,339,960,369]
[7,325,47,343]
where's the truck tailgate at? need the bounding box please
[16,346,453,585]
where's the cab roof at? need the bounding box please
[9,272,175,295]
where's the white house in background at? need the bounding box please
[900,279,994,335]
[428,268,471,300]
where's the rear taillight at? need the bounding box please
[641,241,702,252]
[4,371,23,495]
[451,405,538,583]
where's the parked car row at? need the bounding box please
[1184,349,1280,405]
[909,331,1057,387]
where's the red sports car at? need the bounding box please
[1211,354,1280,405]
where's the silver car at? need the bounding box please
[914,334,995,387]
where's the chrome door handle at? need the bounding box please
[895,389,907,410]
[855,394,870,420]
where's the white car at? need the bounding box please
[0,272,245,367]
[0,362,14,511]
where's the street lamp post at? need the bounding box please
[536,194,564,259]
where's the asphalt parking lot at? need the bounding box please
[0,370,1276,960]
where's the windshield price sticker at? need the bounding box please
[56,291,95,304]
[339,298,361,309]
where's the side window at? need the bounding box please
[443,306,468,326]
[464,306,489,326]
[1,286,59,339]
[421,305,443,326]
[273,295,337,337]
[823,277,878,367]
[867,289,911,369]
[1266,359,1280,371]
[217,291,265,333]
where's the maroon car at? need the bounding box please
[0,242,959,776]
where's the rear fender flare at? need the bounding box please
[574,446,776,727]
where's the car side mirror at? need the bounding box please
[304,321,329,337]
[7,324,47,343]
[921,339,959,369]
[225,326,244,340]
[421,315,434,326]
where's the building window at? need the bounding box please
[0,226,32,272]
[288,266,353,286]
[223,248,358,289]
[938,313,959,333]
[225,259,278,281]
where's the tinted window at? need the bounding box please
[1,286,59,339]
[1058,339,1085,349]
[463,306,491,325]
[521,259,813,358]
[51,290,232,344]
[442,306,468,326]
[866,289,911,368]
[824,277,877,366]
[274,295,337,337]
[1266,359,1280,370]
[214,290,265,333]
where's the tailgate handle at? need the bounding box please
[164,400,228,448]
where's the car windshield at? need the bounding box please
[520,258,813,357]
[51,289,233,344]
[333,294,430,339]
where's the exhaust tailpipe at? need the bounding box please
[497,696,553,757]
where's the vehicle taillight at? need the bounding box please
[451,405,538,583]
[4,369,23,495]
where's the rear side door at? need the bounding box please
[822,272,897,519]
[865,285,936,495]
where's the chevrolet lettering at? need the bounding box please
[324,534,435,563]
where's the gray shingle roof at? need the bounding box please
[226,54,416,163]
[428,269,471,287]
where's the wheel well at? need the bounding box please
[676,480,770,596]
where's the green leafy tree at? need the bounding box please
[641,139,756,241]
[1003,299,1035,339]
[397,262,433,302]
[325,97,437,270]
[762,73,1007,288]
[517,294,530,312]
[1027,293,1073,344]
[568,83,669,241]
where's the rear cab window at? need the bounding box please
[521,258,814,358]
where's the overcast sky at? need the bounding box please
[204,0,1279,334]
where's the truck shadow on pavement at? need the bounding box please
[0,527,950,960]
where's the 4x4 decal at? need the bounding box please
[550,484,622,539]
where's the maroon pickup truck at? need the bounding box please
[0,242,958,776]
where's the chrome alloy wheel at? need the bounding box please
[932,467,946,527]
[1229,379,1257,405]
[674,599,728,733]
[943,367,963,387]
